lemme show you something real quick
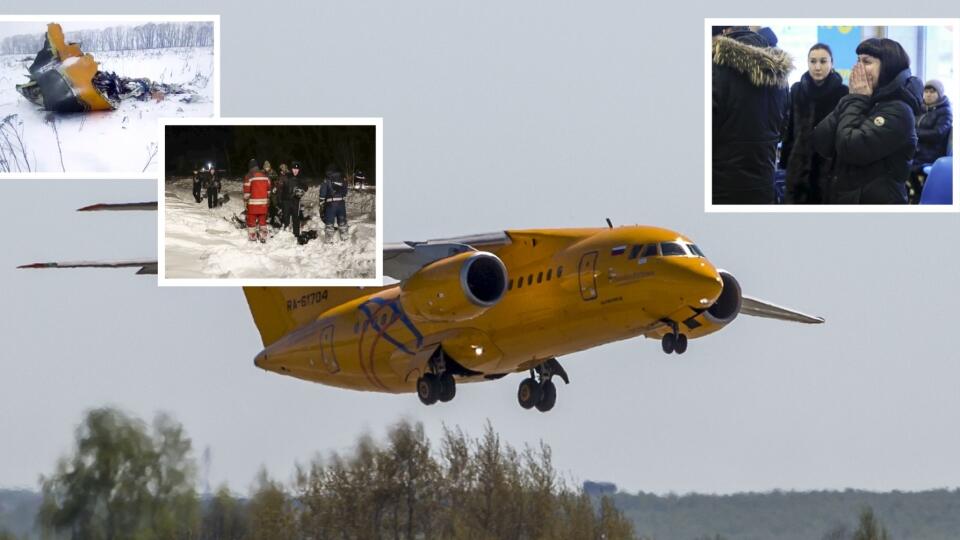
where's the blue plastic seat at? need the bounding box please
[919,156,953,205]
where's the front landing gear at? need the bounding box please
[517,358,568,412]
[660,323,688,355]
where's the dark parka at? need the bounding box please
[279,170,308,235]
[813,68,923,204]
[712,31,793,204]
[780,71,849,204]
[914,95,952,166]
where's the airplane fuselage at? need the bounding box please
[254,226,726,393]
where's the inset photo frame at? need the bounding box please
[706,18,958,212]
[0,14,220,179]
[158,117,383,286]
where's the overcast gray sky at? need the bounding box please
[2,0,959,496]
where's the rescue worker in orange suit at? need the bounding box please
[242,158,272,243]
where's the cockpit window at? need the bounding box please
[629,245,643,259]
[640,244,658,258]
[659,242,687,256]
[688,244,705,257]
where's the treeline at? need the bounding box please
[0,22,214,55]
[3,407,633,539]
[610,489,960,540]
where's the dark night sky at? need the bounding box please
[164,125,376,182]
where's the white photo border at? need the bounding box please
[704,17,960,213]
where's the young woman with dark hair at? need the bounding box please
[813,38,923,204]
[780,43,849,203]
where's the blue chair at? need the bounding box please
[919,156,953,205]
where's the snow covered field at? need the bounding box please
[0,46,215,175]
[163,178,377,280]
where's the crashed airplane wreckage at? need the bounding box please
[16,23,196,113]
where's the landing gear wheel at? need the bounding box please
[417,373,440,405]
[661,333,676,354]
[674,334,688,354]
[535,380,557,412]
[438,373,456,402]
[518,378,542,409]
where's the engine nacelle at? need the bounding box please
[705,270,742,325]
[399,251,508,323]
[677,270,742,338]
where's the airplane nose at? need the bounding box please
[675,259,723,306]
[254,350,268,368]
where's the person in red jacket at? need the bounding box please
[242,158,272,242]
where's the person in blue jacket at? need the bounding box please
[319,163,349,242]
[907,79,953,202]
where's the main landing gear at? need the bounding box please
[417,372,456,405]
[660,322,688,355]
[517,358,569,413]
[417,348,457,406]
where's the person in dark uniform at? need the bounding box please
[204,166,221,208]
[263,160,281,227]
[319,163,349,241]
[275,163,289,225]
[192,167,204,203]
[281,161,308,237]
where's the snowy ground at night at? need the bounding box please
[163,178,377,280]
[0,47,215,175]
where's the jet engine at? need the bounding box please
[399,251,508,323]
[678,270,742,338]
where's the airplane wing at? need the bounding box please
[384,231,511,280]
[18,201,159,275]
[77,202,158,212]
[740,295,824,324]
[18,260,158,275]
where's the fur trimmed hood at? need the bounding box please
[713,35,793,88]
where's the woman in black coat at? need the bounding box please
[813,38,923,204]
[780,43,849,204]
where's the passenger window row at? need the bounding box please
[507,265,564,291]
[626,242,705,259]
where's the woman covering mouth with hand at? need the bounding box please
[780,43,849,204]
[813,38,923,204]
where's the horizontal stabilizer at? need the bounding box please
[77,202,158,212]
[741,296,824,324]
[18,260,157,275]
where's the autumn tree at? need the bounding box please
[200,485,247,540]
[246,469,296,540]
[36,407,200,540]
[853,507,891,540]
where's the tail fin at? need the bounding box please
[243,286,390,347]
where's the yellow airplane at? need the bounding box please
[244,225,823,412]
